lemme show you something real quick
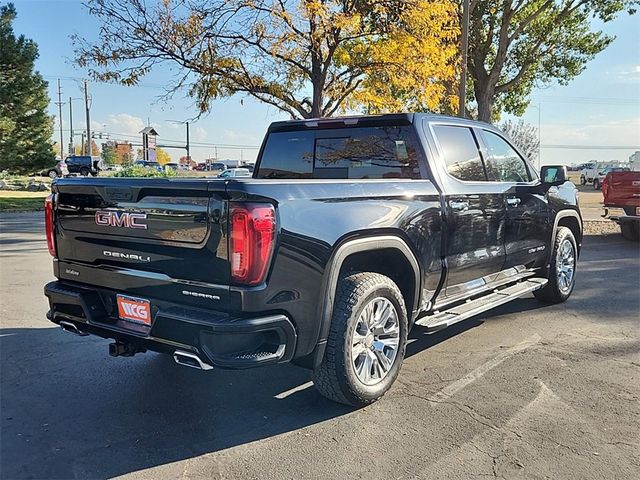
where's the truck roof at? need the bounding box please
[267,112,492,133]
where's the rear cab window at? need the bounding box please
[256,125,423,180]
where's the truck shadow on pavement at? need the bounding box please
[1,316,492,479]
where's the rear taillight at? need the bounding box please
[44,194,56,257]
[230,203,276,285]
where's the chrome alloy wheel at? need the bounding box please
[556,239,575,293]
[350,297,400,386]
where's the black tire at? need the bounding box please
[47,170,58,179]
[580,176,586,186]
[80,167,90,176]
[620,222,639,241]
[593,179,600,190]
[313,272,408,407]
[534,226,577,304]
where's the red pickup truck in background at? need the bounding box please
[602,171,640,241]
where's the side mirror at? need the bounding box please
[540,165,568,186]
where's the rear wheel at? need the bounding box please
[534,226,577,304]
[80,167,90,176]
[47,170,58,179]
[313,272,407,407]
[580,176,586,186]
[593,179,600,190]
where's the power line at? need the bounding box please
[541,144,640,150]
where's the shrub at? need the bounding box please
[113,165,177,178]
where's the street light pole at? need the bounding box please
[186,121,190,160]
[84,80,91,157]
[68,97,73,155]
[165,119,191,161]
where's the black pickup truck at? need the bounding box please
[44,113,582,406]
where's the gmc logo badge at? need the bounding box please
[95,211,148,229]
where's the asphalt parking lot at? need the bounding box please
[1,212,639,480]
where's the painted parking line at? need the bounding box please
[274,381,314,399]
[428,334,541,404]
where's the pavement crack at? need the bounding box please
[401,391,499,432]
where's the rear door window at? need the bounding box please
[482,131,531,183]
[433,125,486,182]
[257,126,422,179]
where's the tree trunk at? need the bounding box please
[475,82,494,123]
[310,78,323,118]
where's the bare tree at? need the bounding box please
[500,118,539,161]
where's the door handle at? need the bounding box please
[450,200,470,211]
[506,197,521,207]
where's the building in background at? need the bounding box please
[630,151,640,171]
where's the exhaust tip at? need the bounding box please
[173,350,213,370]
[59,320,89,336]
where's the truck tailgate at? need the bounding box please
[53,178,230,308]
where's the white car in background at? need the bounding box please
[218,168,251,178]
[579,162,599,185]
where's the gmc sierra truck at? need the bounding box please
[44,114,582,406]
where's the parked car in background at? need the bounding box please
[240,163,255,173]
[164,163,179,171]
[133,161,163,172]
[37,160,68,179]
[195,162,226,172]
[602,170,640,240]
[218,167,251,178]
[593,166,630,190]
[65,155,102,176]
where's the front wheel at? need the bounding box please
[80,167,90,176]
[580,176,586,186]
[593,179,600,190]
[313,272,408,407]
[47,170,58,179]
[534,226,577,304]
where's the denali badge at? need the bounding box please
[103,250,151,262]
[95,211,147,229]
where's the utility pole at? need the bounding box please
[186,121,190,160]
[537,104,542,168]
[68,97,74,155]
[56,79,64,159]
[84,80,91,157]
[458,0,470,118]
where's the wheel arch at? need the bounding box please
[311,235,421,368]
[553,211,582,255]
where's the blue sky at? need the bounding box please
[11,0,640,165]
